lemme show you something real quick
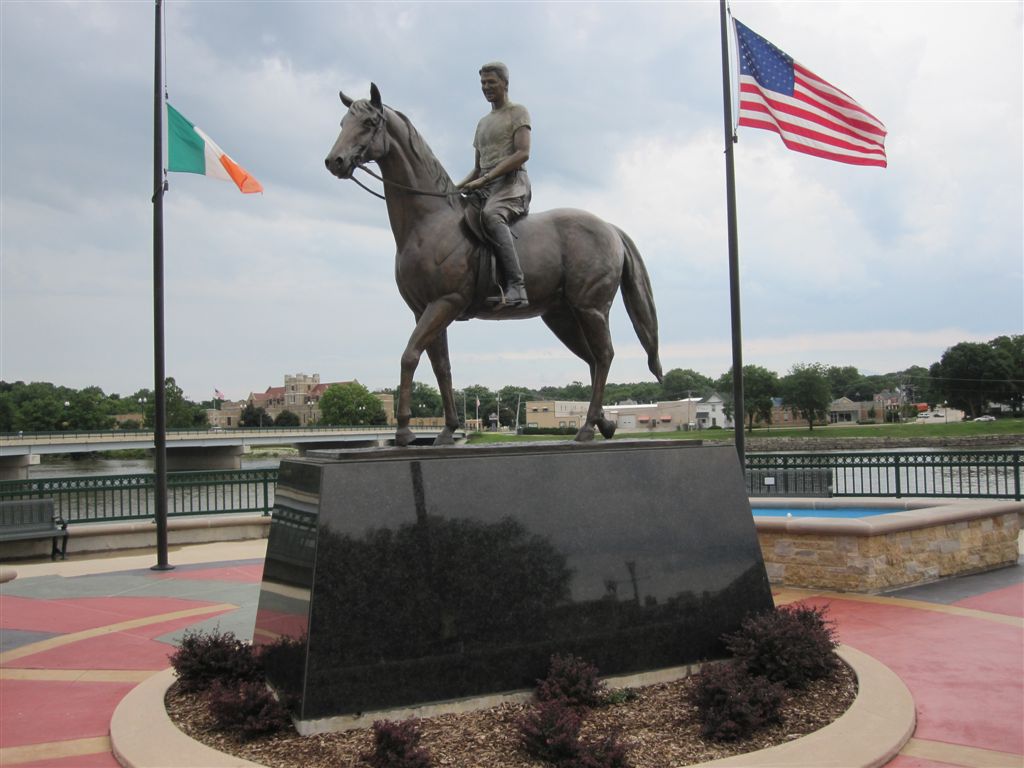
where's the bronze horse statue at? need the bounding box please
[325,84,662,446]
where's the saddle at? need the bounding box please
[456,197,526,321]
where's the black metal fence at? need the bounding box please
[746,450,1023,500]
[0,469,276,523]
[1,449,1020,524]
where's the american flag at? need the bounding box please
[214,389,225,400]
[734,18,887,167]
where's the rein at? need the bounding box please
[346,107,463,201]
[354,163,463,200]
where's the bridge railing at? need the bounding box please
[746,449,1023,500]
[0,468,278,523]
[0,425,397,442]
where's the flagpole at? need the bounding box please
[719,0,745,466]
[152,0,172,570]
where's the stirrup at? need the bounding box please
[487,286,528,308]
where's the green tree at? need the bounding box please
[66,387,115,430]
[409,381,443,418]
[15,393,65,431]
[825,366,861,400]
[781,364,833,430]
[143,378,208,429]
[661,368,714,401]
[239,402,272,427]
[497,385,538,428]
[320,382,387,425]
[930,341,1013,418]
[5,382,68,431]
[274,409,301,427]
[538,381,591,401]
[892,366,934,406]
[718,365,780,432]
[988,334,1024,413]
[461,385,494,424]
[0,391,15,431]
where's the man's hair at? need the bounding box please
[479,61,510,85]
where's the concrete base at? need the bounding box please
[0,454,39,480]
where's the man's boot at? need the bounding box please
[487,223,529,307]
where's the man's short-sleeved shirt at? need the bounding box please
[474,102,531,175]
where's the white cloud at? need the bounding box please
[1,1,1020,402]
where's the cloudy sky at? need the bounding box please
[2,1,1021,402]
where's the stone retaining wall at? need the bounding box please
[0,514,271,560]
[755,500,1022,592]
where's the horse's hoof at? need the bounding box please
[395,427,415,447]
[433,428,456,446]
[574,427,595,442]
[597,418,616,440]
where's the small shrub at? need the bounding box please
[169,628,263,693]
[362,719,432,768]
[603,688,639,706]
[205,679,291,741]
[536,654,606,708]
[725,605,839,689]
[688,662,786,742]
[570,731,632,768]
[518,698,583,763]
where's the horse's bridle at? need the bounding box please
[347,105,464,202]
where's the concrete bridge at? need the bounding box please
[0,426,466,479]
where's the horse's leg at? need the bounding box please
[570,307,616,441]
[396,297,463,447]
[424,329,460,446]
[541,308,610,442]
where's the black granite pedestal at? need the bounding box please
[253,440,774,728]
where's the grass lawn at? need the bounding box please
[466,418,1024,444]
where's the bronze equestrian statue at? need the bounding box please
[324,82,662,447]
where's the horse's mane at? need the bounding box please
[350,99,459,207]
[389,107,459,205]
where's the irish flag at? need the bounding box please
[167,103,263,193]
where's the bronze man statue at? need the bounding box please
[457,62,532,308]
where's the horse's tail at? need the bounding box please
[615,226,663,382]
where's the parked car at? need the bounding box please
[973,415,996,422]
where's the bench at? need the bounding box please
[0,499,68,560]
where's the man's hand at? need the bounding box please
[460,175,489,192]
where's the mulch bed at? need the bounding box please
[166,662,856,768]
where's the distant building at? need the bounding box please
[205,373,395,427]
[523,395,732,433]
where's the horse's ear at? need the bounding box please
[370,82,383,112]
[339,90,354,108]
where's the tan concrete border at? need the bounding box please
[110,645,914,768]
[753,499,1023,537]
[703,645,915,767]
[111,668,265,768]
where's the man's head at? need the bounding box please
[479,62,510,106]
[479,62,509,85]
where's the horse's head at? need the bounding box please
[324,83,387,179]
